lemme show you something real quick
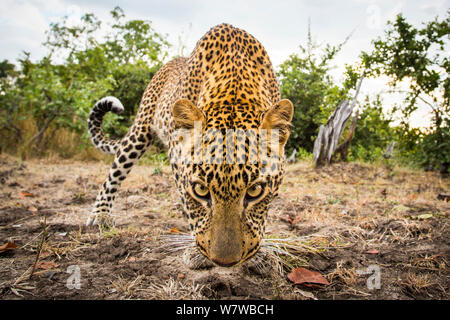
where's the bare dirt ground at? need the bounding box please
[0,155,449,300]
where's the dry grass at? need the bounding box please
[327,261,359,287]
[0,154,448,300]
[110,274,145,297]
[143,279,207,300]
[401,273,434,294]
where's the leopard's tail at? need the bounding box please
[88,96,125,154]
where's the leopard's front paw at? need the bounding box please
[86,209,115,229]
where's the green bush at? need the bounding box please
[278,29,350,154]
[348,95,394,162]
[0,7,169,158]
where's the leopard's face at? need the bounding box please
[170,99,293,267]
[180,161,285,266]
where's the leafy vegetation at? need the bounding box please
[0,7,168,158]
[278,27,351,153]
[0,7,447,173]
[349,95,394,162]
[361,12,449,172]
[279,13,449,172]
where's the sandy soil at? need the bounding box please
[0,155,448,300]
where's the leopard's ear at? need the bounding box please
[261,99,294,146]
[172,99,205,130]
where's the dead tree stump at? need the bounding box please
[287,149,297,163]
[334,109,359,162]
[383,142,395,159]
[313,77,363,167]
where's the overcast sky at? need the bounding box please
[1,0,448,127]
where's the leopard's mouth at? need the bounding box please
[194,236,263,268]
[197,244,261,268]
[162,232,313,275]
[160,232,262,269]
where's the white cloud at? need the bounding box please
[1,0,447,128]
[0,0,49,59]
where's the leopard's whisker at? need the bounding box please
[262,245,294,257]
[159,233,196,254]
[161,242,195,248]
[262,237,320,253]
[160,235,194,240]
[264,242,311,252]
[167,242,192,246]
[160,234,194,242]
[166,246,194,252]
[161,238,193,244]
[263,236,316,242]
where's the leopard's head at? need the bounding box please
[170,99,293,267]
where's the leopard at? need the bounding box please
[86,23,294,268]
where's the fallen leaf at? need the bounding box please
[0,241,19,253]
[287,267,329,287]
[19,191,35,199]
[128,256,136,262]
[408,193,418,200]
[366,249,379,254]
[28,206,38,212]
[302,283,325,289]
[169,227,181,234]
[36,261,59,270]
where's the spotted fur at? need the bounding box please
[87,23,294,267]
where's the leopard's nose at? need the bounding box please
[208,225,243,267]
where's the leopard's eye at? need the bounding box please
[246,183,264,200]
[193,183,210,199]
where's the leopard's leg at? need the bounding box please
[85,56,178,227]
[85,97,153,228]
[86,127,151,227]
